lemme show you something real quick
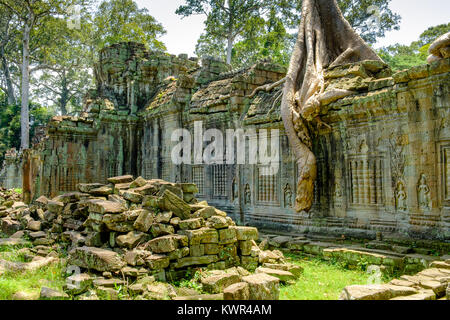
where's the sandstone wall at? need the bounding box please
[0,149,22,189]
[21,43,450,241]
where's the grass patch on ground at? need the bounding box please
[280,253,391,300]
[0,261,66,300]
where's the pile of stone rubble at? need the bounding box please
[340,259,450,300]
[0,175,303,300]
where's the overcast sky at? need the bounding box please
[137,0,449,56]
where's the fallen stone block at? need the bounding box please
[40,287,69,299]
[390,290,436,300]
[262,263,303,279]
[178,228,219,245]
[47,200,64,215]
[65,273,93,295]
[116,231,147,249]
[256,267,296,283]
[146,254,170,270]
[233,226,258,241]
[339,284,418,300]
[150,223,175,237]
[77,183,105,193]
[179,218,204,230]
[68,246,125,272]
[219,228,237,245]
[1,217,22,235]
[224,282,250,300]
[89,186,114,196]
[201,272,242,294]
[120,190,143,203]
[430,261,450,270]
[172,294,224,300]
[242,273,280,300]
[147,235,180,253]
[108,175,134,184]
[158,190,191,220]
[88,200,126,214]
[133,209,154,232]
[172,255,219,269]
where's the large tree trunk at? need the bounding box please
[60,73,69,115]
[226,35,233,65]
[281,0,382,213]
[21,22,31,150]
[1,51,16,105]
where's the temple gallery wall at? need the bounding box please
[2,42,449,241]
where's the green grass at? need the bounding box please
[280,253,388,300]
[0,262,66,300]
[0,245,66,300]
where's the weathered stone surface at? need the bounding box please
[255,267,296,283]
[124,249,149,266]
[172,293,224,300]
[158,190,191,220]
[27,220,41,231]
[40,287,69,299]
[155,211,173,224]
[89,186,113,196]
[150,223,175,237]
[219,228,237,245]
[77,183,105,193]
[390,290,436,300]
[223,282,250,300]
[120,190,143,203]
[339,284,418,300]
[242,273,280,300]
[47,200,64,214]
[179,218,204,230]
[1,217,21,235]
[201,271,242,294]
[145,254,170,270]
[12,291,40,300]
[172,255,219,269]
[116,231,147,249]
[108,175,134,184]
[88,200,126,214]
[233,226,258,241]
[133,209,154,232]
[262,263,303,279]
[178,228,219,245]
[68,246,126,272]
[65,273,93,295]
[130,176,147,188]
[146,235,180,253]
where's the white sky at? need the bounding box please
[137,0,449,56]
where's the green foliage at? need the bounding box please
[92,0,166,51]
[378,23,450,71]
[0,93,53,162]
[179,0,401,67]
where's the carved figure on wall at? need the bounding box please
[284,184,293,208]
[395,179,408,212]
[232,178,238,202]
[244,184,251,205]
[417,174,431,211]
[281,0,382,213]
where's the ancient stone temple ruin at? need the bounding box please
[9,39,449,242]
